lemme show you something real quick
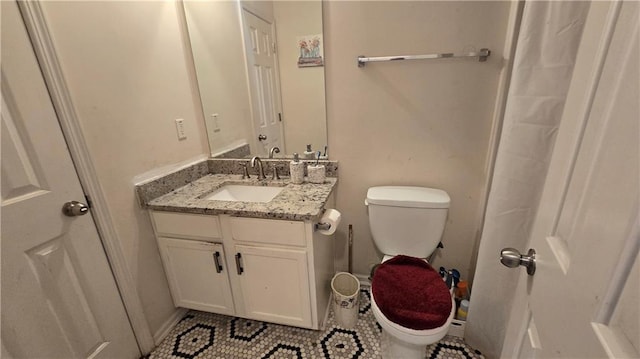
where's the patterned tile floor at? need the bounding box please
[149,288,484,359]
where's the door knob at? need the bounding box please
[258,134,267,141]
[500,248,536,275]
[62,200,89,217]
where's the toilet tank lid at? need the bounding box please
[366,186,450,209]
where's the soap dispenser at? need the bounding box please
[289,153,304,184]
[303,144,315,160]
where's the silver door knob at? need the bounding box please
[258,134,267,141]
[62,201,89,217]
[500,248,536,275]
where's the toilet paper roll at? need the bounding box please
[318,209,341,235]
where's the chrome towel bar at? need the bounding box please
[357,48,490,67]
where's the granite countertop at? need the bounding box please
[144,174,338,221]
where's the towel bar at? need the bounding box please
[357,48,490,67]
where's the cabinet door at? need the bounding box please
[157,238,235,315]
[234,245,312,328]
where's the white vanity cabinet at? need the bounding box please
[233,245,311,327]
[149,210,333,330]
[152,212,235,315]
[156,238,235,315]
[229,217,312,328]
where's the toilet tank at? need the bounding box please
[366,186,450,258]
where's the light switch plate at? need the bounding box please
[211,114,221,133]
[175,119,187,140]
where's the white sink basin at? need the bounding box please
[202,185,284,203]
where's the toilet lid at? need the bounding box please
[371,255,452,330]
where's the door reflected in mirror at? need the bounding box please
[183,0,327,159]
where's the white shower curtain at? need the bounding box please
[465,2,590,358]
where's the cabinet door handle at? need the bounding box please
[235,253,244,275]
[213,251,223,273]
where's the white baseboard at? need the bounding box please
[153,308,189,346]
[448,319,466,338]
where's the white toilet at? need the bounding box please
[365,186,455,359]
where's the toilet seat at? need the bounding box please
[370,291,455,346]
[371,255,453,330]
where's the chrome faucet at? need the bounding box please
[250,156,267,179]
[269,146,280,159]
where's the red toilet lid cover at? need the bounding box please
[371,255,452,330]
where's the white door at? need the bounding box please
[242,9,285,156]
[157,238,235,315]
[502,2,639,358]
[234,245,312,328]
[1,1,140,358]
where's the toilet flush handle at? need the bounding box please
[500,248,536,276]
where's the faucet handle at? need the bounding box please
[240,162,250,179]
[271,165,281,180]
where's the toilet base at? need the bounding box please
[380,330,427,359]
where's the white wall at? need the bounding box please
[324,1,511,279]
[40,1,209,335]
[273,1,327,156]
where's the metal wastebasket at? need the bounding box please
[331,272,360,329]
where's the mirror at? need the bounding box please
[183,0,327,159]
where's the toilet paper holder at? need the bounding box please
[314,222,331,232]
[315,208,341,235]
